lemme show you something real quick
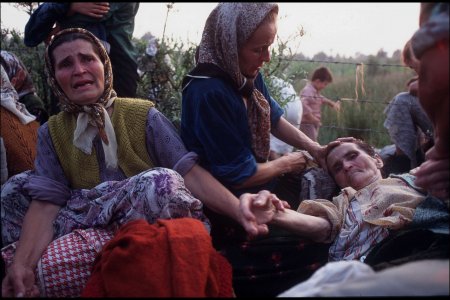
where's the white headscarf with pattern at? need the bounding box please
[1,65,36,124]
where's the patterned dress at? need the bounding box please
[1,107,210,297]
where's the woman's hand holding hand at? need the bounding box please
[412,146,449,200]
[239,190,289,238]
[2,262,39,298]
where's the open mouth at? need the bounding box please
[73,80,94,89]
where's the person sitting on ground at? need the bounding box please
[0,65,40,184]
[0,28,284,298]
[299,66,341,142]
[1,50,48,124]
[24,2,140,99]
[382,39,434,175]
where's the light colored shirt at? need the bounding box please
[298,175,426,261]
[300,82,326,122]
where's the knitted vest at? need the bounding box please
[48,98,155,189]
[0,106,39,177]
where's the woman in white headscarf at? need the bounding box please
[181,3,334,297]
[0,64,40,183]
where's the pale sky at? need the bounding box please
[1,2,421,58]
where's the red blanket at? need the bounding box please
[82,218,233,297]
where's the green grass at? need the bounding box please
[290,65,415,148]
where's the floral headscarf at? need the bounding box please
[185,3,278,162]
[1,50,37,99]
[1,65,36,124]
[45,28,118,169]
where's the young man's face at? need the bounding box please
[326,142,383,190]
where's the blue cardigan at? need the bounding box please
[181,72,284,195]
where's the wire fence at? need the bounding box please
[272,56,417,147]
[280,57,409,68]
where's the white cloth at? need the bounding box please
[0,65,36,125]
[279,259,449,297]
[73,98,118,169]
[279,260,374,297]
[269,77,302,155]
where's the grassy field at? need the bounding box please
[284,60,416,148]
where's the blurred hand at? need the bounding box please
[2,263,39,298]
[334,100,341,112]
[44,23,61,45]
[413,146,449,200]
[69,2,110,18]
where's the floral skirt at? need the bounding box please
[1,167,210,297]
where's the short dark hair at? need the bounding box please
[325,138,379,178]
[311,66,333,83]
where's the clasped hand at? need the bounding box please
[239,190,290,239]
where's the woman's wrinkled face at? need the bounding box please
[238,18,277,78]
[52,39,105,105]
[327,143,383,190]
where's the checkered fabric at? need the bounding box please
[2,228,114,297]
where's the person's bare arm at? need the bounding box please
[323,98,341,112]
[272,117,331,168]
[272,118,321,155]
[183,164,286,237]
[270,209,331,242]
[2,201,60,297]
[247,194,332,242]
[233,151,308,189]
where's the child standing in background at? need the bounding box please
[300,66,340,142]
